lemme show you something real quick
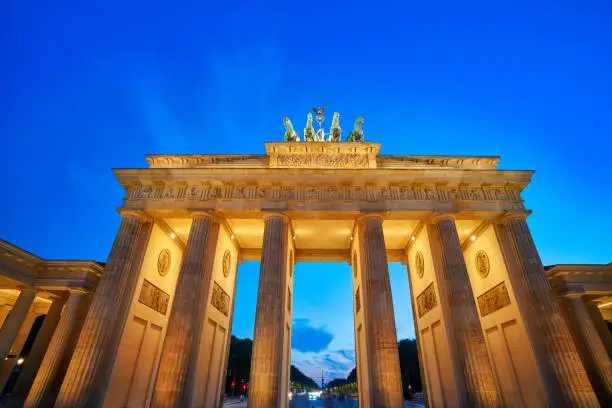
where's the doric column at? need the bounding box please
[0,287,36,359]
[562,295,612,406]
[55,211,153,408]
[5,296,66,407]
[428,214,500,407]
[248,213,290,408]
[587,302,612,362]
[23,290,92,408]
[495,214,598,407]
[357,214,403,408]
[151,212,220,408]
[0,307,39,394]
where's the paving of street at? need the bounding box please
[222,394,425,407]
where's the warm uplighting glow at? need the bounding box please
[17,358,24,366]
[411,236,416,241]
[598,301,612,308]
[231,235,235,240]
[470,235,476,241]
[169,232,176,239]
[350,236,354,241]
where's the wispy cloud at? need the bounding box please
[292,348,356,382]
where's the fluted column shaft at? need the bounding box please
[151,213,220,408]
[429,216,500,407]
[587,302,612,362]
[23,290,92,408]
[55,212,152,408]
[498,215,598,407]
[564,296,612,406]
[0,287,36,359]
[248,214,289,408]
[6,296,66,407]
[358,215,403,408]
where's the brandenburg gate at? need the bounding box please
[3,111,611,407]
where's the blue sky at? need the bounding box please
[2,1,611,381]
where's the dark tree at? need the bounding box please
[290,365,320,390]
[224,336,253,395]
[397,338,422,397]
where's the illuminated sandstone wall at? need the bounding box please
[463,224,545,407]
[351,230,371,408]
[190,224,239,407]
[103,223,184,408]
[407,226,458,408]
[279,234,295,408]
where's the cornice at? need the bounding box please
[113,167,534,187]
[546,263,612,277]
[143,149,502,171]
[378,155,500,169]
[0,239,42,266]
[146,154,269,169]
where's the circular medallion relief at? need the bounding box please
[157,249,171,277]
[415,251,425,278]
[475,250,490,278]
[222,250,232,278]
[289,250,294,277]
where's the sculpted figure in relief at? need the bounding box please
[283,116,299,142]
[347,115,365,142]
[304,112,316,142]
[329,112,341,142]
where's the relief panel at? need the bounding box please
[211,281,230,317]
[416,283,438,318]
[138,279,170,316]
[477,281,511,317]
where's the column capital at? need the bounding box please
[117,209,152,222]
[429,212,457,224]
[356,212,386,224]
[67,287,92,295]
[498,210,532,225]
[262,211,291,223]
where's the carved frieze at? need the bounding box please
[416,283,438,318]
[266,142,379,169]
[275,153,370,168]
[138,279,170,315]
[129,182,523,207]
[211,281,230,316]
[355,286,361,314]
[477,281,511,317]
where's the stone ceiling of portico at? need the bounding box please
[164,217,422,253]
[455,220,483,243]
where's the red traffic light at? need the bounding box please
[231,381,235,387]
[243,384,247,390]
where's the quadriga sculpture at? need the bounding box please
[283,116,299,142]
[347,115,365,142]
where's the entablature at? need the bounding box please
[0,239,103,291]
[115,167,530,213]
